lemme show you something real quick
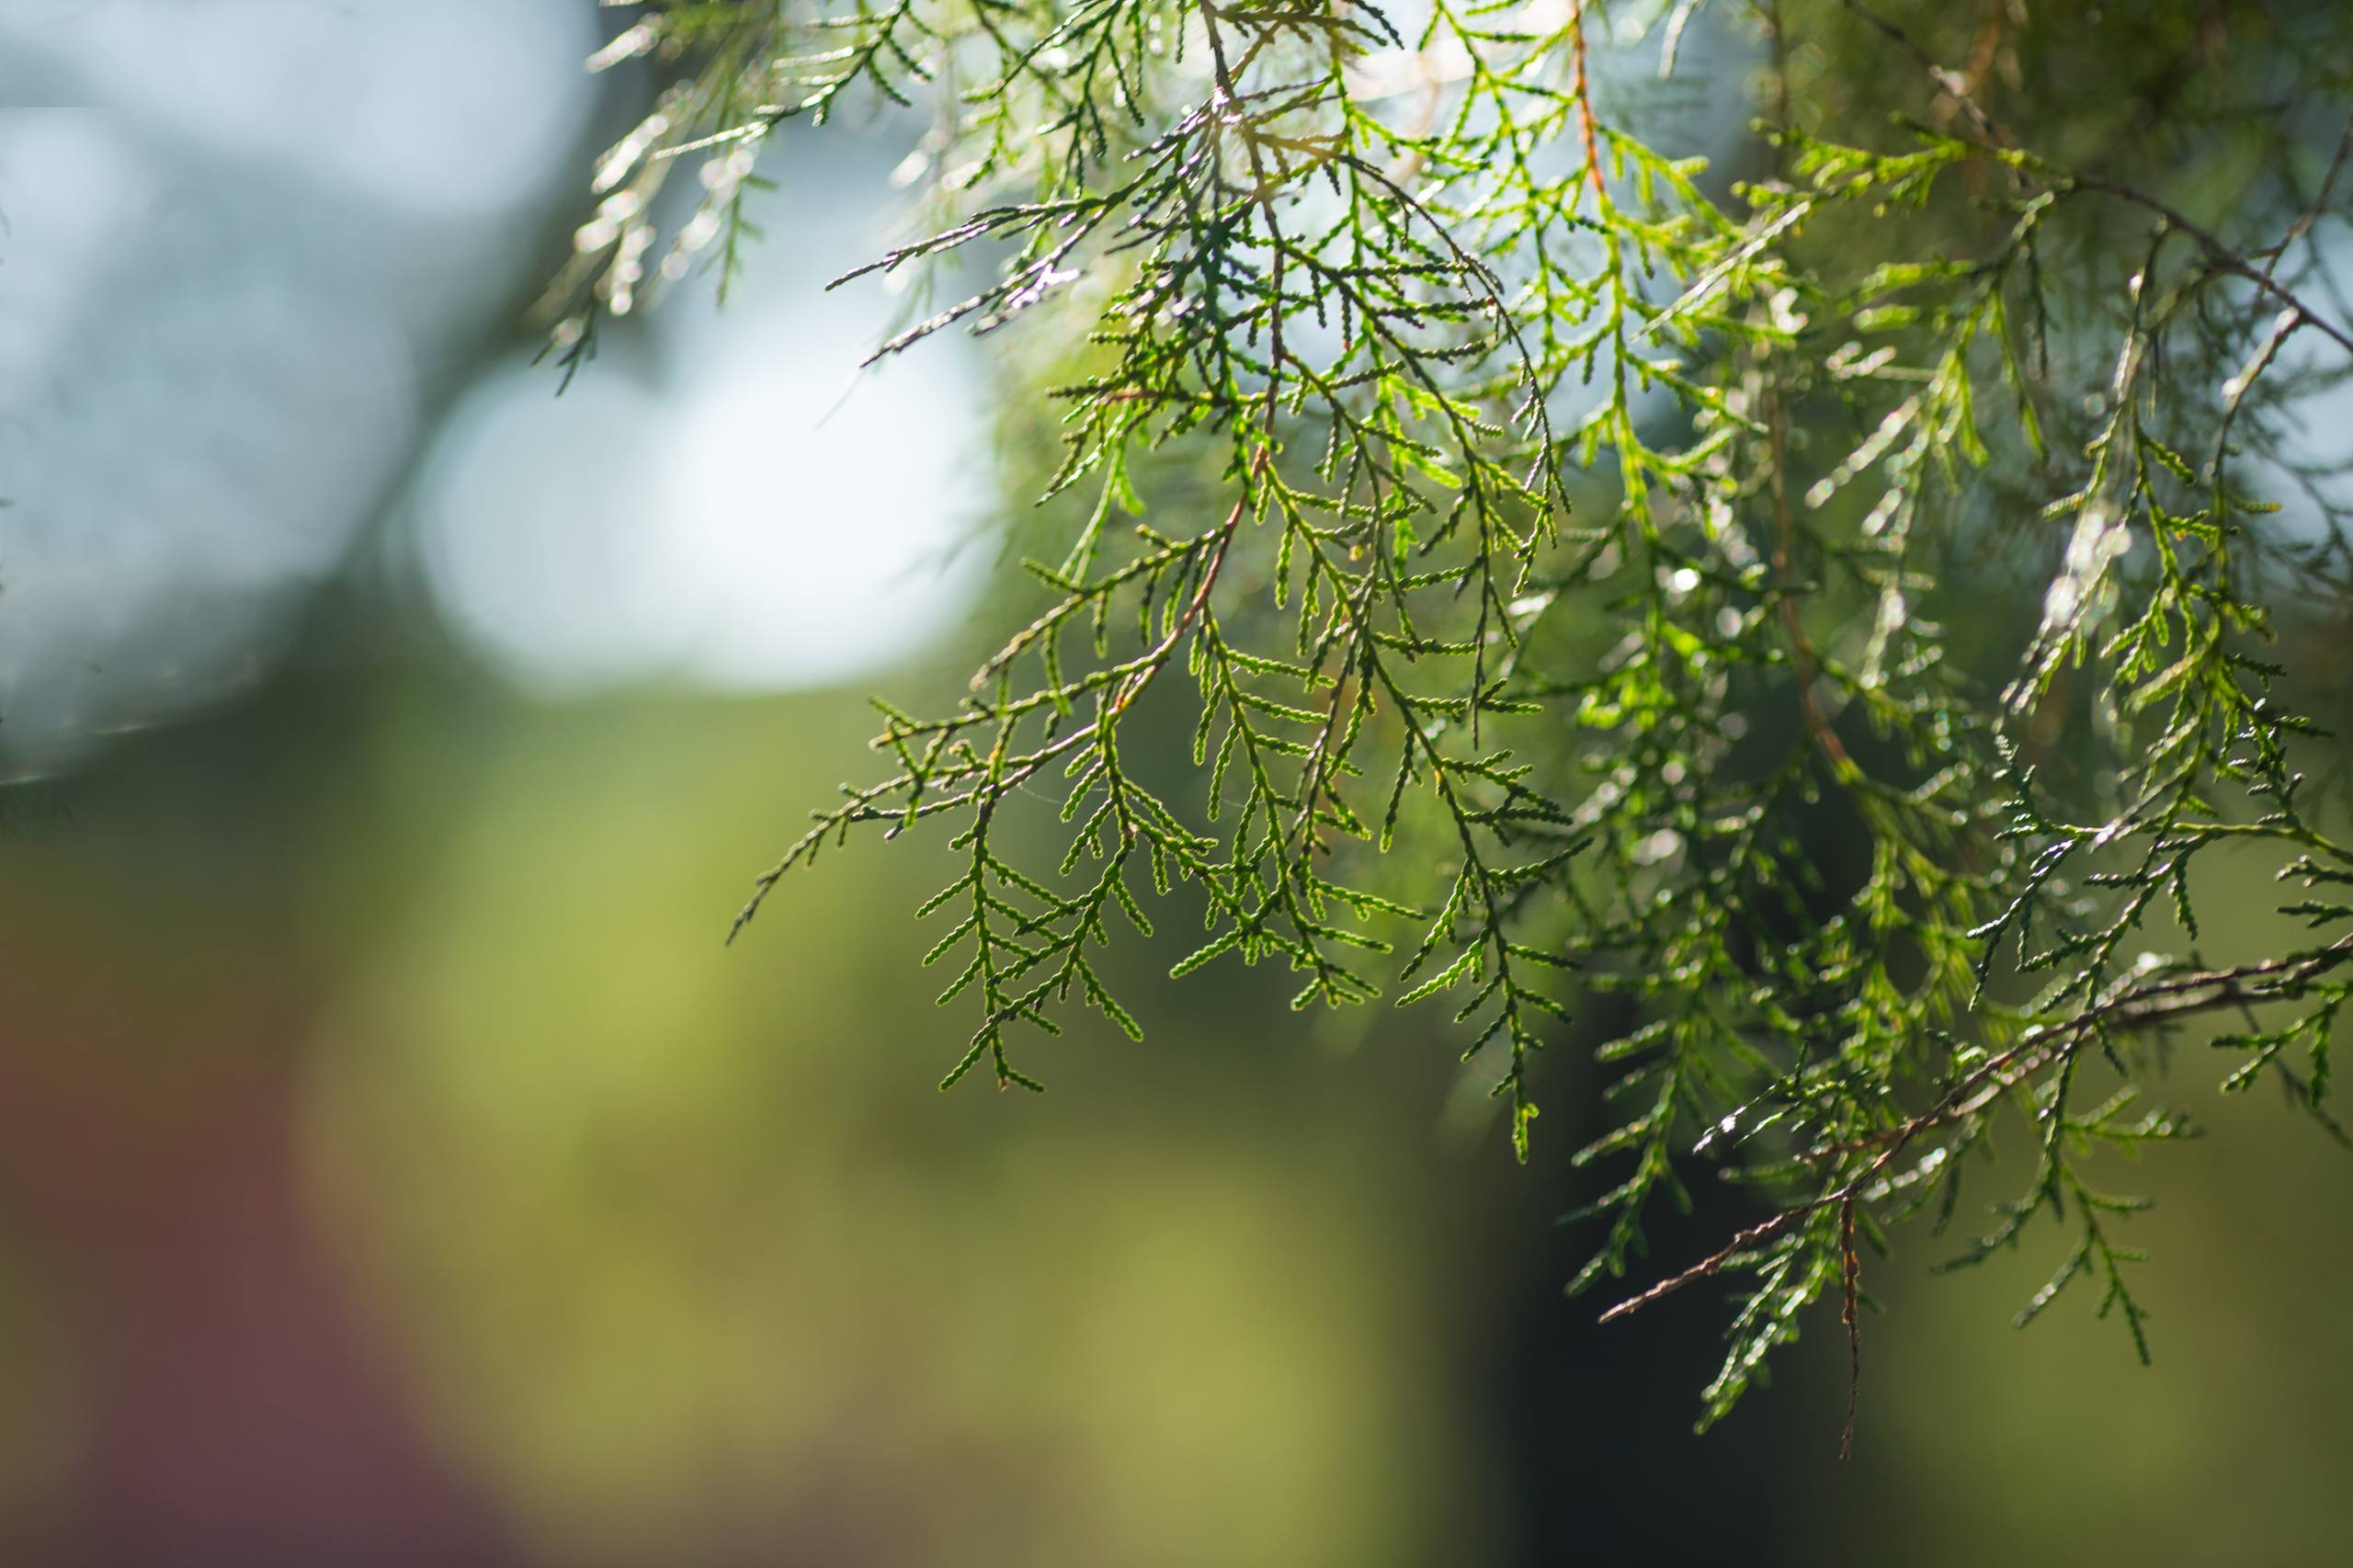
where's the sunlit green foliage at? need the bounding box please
[554,0,2353,1433]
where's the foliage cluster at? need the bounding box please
[551,0,2353,1437]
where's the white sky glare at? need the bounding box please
[0,0,988,770]
[415,276,983,697]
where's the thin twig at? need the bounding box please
[2069,176,2353,359]
[1598,934,2353,1324]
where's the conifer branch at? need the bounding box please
[559,0,2353,1439]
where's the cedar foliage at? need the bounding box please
[549,0,2353,1436]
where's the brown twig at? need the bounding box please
[1762,0,1855,780]
[1836,0,2014,151]
[1766,349,1857,779]
[1837,1196,1861,1460]
[1569,1,1604,198]
[2066,176,2353,360]
[1597,933,2353,1325]
[2259,111,2353,292]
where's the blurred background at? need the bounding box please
[2,3,2349,1563]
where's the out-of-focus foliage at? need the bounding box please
[302,697,1495,1566]
[553,0,2353,1431]
[12,669,2353,1562]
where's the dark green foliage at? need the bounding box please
[554,0,2353,1435]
